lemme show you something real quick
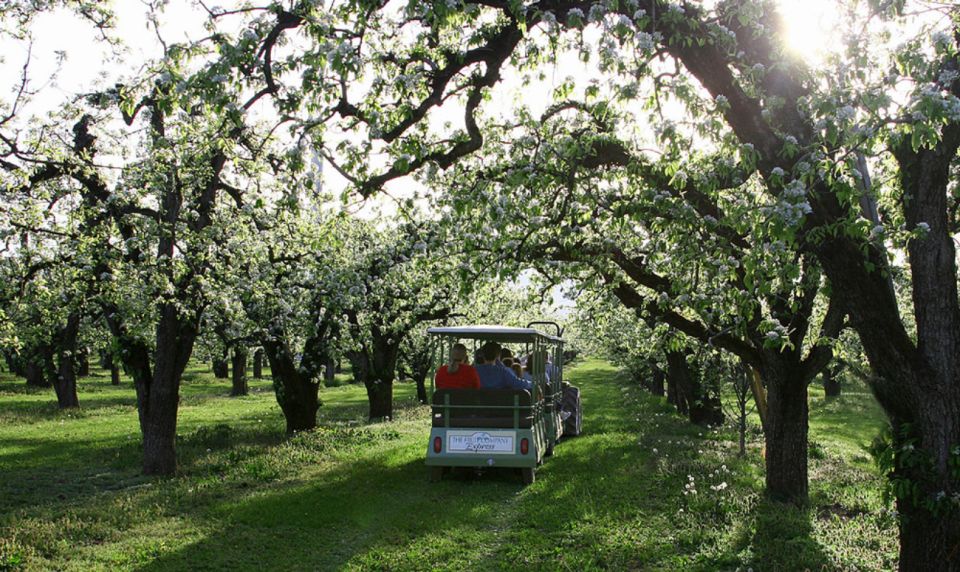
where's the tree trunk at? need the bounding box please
[102,351,121,385]
[346,350,369,385]
[212,355,229,379]
[131,304,197,476]
[366,341,398,421]
[231,346,248,396]
[894,416,960,571]
[650,365,665,397]
[366,377,394,421]
[52,314,81,409]
[262,337,320,433]
[324,357,336,384]
[666,351,689,415]
[76,346,90,377]
[666,350,722,425]
[760,365,809,503]
[822,366,841,398]
[414,369,428,404]
[253,348,263,379]
[3,351,23,376]
[24,360,49,387]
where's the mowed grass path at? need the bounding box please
[0,360,896,571]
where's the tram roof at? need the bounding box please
[427,325,563,344]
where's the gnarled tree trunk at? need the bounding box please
[666,350,722,426]
[365,338,399,421]
[760,362,808,503]
[262,335,320,433]
[137,305,197,475]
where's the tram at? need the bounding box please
[424,323,577,484]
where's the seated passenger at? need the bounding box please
[475,342,531,391]
[435,343,481,390]
[510,363,523,379]
[527,351,550,383]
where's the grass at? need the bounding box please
[0,359,896,571]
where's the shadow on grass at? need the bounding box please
[0,410,292,515]
[135,454,522,572]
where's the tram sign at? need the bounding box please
[447,431,515,454]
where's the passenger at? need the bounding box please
[435,343,481,389]
[502,357,514,369]
[510,363,523,378]
[527,351,549,383]
[521,365,535,383]
[546,352,560,382]
[475,342,531,391]
[500,347,514,362]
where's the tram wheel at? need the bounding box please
[521,467,536,485]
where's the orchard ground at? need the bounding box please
[0,359,896,571]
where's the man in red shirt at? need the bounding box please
[435,343,481,389]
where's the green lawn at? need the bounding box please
[0,360,897,571]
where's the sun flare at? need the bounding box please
[777,0,841,65]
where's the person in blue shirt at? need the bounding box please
[475,342,532,391]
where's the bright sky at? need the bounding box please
[1,0,851,130]
[0,0,920,220]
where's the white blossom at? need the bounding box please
[636,32,655,50]
[836,105,856,121]
[588,4,605,22]
[933,31,952,49]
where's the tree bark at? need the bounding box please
[76,346,90,377]
[231,345,248,396]
[822,366,841,398]
[665,351,689,415]
[414,372,428,404]
[262,335,320,433]
[52,313,81,409]
[122,303,197,476]
[346,350,369,385]
[24,359,49,387]
[666,350,722,425]
[650,364,666,397]
[212,354,229,379]
[253,348,263,379]
[760,363,809,503]
[365,340,399,421]
[324,357,336,385]
[102,351,121,385]
[366,377,394,421]
[3,351,23,376]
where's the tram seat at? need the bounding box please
[431,389,533,429]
